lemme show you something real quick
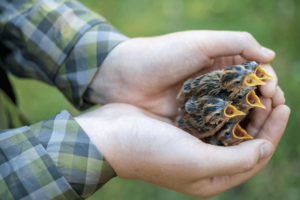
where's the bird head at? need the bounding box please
[215,122,253,146]
[233,87,265,109]
[220,65,266,91]
[203,99,245,125]
[242,61,274,80]
[242,61,259,71]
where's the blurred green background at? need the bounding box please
[8,0,300,199]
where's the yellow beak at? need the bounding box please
[246,89,266,109]
[232,123,253,139]
[255,64,274,80]
[224,104,246,117]
[244,73,266,86]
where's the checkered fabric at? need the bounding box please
[0,110,115,200]
[0,0,129,110]
[0,1,125,198]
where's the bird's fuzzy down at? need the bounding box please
[175,61,271,146]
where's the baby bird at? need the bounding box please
[242,61,274,80]
[209,121,253,146]
[220,65,266,98]
[187,86,265,118]
[177,65,266,103]
[182,97,245,139]
[175,106,199,133]
[230,86,265,121]
[177,70,223,103]
[204,135,223,146]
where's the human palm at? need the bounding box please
[76,97,289,198]
[80,30,290,198]
[87,31,277,117]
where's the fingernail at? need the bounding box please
[260,143,274,159]
[261,46,275,57]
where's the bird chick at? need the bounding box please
[177,70,223,103]
[220,65,266,98]
[230,87,265,122]
[177,65,266,103]
[212,122,253,146]
[204,135,223,146]
[183,98,245,139]
[175,114,195,133]
[242,61,274,80]
[187,86,265,116]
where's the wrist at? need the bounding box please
[83,38,137,105]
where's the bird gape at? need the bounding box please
[175,61,274,146]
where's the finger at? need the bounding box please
[246,97,272,137]
[197,55,249,75]
[190,105,290,198]
[258,64,278,98]
[211,56,249,70]
[256,105,290,147]
[232,55,249,65]
[196,139,272,178]
[192,159,269,199]
[272,86,285,108]
[199,31,275,62]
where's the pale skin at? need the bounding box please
[75,31,290,198]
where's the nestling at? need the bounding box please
[242,61,274,80]
[220,65,266,98]
[229,86,265,121]
[177,65,266,102]
[182,98,245,139]
[210,122,253,146]
[177,70,223,103]
[175,62,271,146]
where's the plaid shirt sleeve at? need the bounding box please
[0,0,129,110]
[0,110,116,200]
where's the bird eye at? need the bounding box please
[225,132,230,136]
[238,95,243,99]
[215,113,221,117]
[235,81,240,84]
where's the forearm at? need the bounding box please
[0,0,128,110]
[0,110,115,199]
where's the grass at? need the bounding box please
[9,0,300,199]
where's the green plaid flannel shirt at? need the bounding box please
[0,0,128,199]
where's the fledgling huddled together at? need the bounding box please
[175,61,273,146]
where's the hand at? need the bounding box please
[86,31,277,117]
[75,87,289,199]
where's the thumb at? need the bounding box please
[196,139,274,178]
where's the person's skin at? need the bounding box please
[75,97,289,198]
[86,31,278,117]
[75,31,290,198]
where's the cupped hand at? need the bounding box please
[87,31,277,117]
[75,86,289,198]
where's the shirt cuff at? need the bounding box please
[0,110,115,200]
[55,23,129,110]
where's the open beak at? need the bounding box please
[246,89,266,109]
[224,105,246,117]
[255,64,274,80]
[244,73,266,86]
[232,123,253,139]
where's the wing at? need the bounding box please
[194,70,223,97]
[177,70,223,103]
